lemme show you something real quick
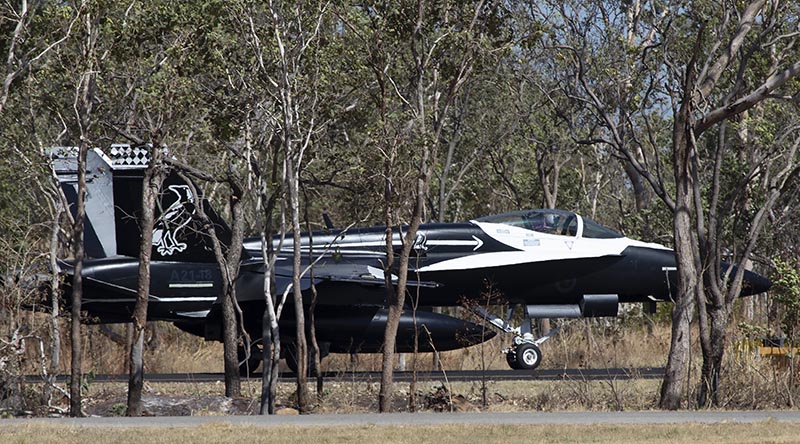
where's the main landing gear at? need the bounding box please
[470,305,560,371]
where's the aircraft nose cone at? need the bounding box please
[742,269,772,296]
[411,311,496,351]
[456,324,497,347]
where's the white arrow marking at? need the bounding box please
[427,235,484,251]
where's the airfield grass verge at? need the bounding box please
[1,422,797,444]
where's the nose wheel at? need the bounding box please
[506,343,542,370]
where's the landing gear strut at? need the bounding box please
[470,305,559,371]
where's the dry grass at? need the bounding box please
[69,377,663,416]
[2,422,799,444]
[13,309,800,414]
[34,306,671,376]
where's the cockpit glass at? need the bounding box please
[582,217,623,239]
[476,210,578,237]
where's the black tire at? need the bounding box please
[506,350,523,370]
[284,344,299,373]
[238,345,261,377]
[284,343,318,376]
[514,343,542,370]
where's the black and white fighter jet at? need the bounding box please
[49,146,772,371]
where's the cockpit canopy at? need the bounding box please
[475,209,623,239]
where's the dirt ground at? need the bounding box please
[71,375,663,417]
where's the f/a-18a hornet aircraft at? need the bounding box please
[49,146,772,372]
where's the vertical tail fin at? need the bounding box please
[51,144,231,263]
[51,147,118,258]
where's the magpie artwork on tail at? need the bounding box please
[152,184,196,256]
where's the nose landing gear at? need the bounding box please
[470,304,559,371]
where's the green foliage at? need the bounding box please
[1,0,800,406]
[772,259,800,339]
[110,403,127,416]
[737,322,770,341]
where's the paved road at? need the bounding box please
[3,411,800,428]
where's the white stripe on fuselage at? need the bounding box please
[415,221,669,273]
[176,310,211,318]
[169,282,214,288]
[414,250,623,272]
[83,296,217,304]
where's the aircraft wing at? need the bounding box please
[235,260,441,306]
[311,263,441,288]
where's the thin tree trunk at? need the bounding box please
[303,202,324,397]
[221,261,242,397]
[69,143,87,417]
[69,5,98,417]
[259,225,280,414]
[46,197,62,408]
[259,181,277,414]
[175,168,245,398]
[287,156,309,412]
[259,143,285,415]
[378,163,397,412]
[259,211,286,415]
[379,140,431,412]
[126,145,164,416]
[222,183,246,398]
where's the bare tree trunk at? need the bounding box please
[377,0,482,410]
[259,223,282,414]
[45,196,62,408]
[659,268,695,410]
[535,150,561,209]
[379,133,432,413]
[126,144,164,416]
[175,167,246,398]
[259,186,286,414]
[220,262,241,396]
[287,155,309,412]
[377,147,398,412]
[303,198,324,397]
[222,183,246,398]
[659,90,698,410]
[258,138,285,415]
[69,143,86,418]
[68,27,97,414]
[698,302,727,407]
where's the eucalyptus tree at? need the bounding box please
[228,0,339,413]
[335,0,505,411]
[59,1,99,417]
[528,0,800,408]
[86,0,255,407]
[1,0,80,115]
[0,0,83,414]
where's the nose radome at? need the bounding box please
[742,269,772,296]
[455,323,497,346]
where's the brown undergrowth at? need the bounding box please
[8,307,800,415]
